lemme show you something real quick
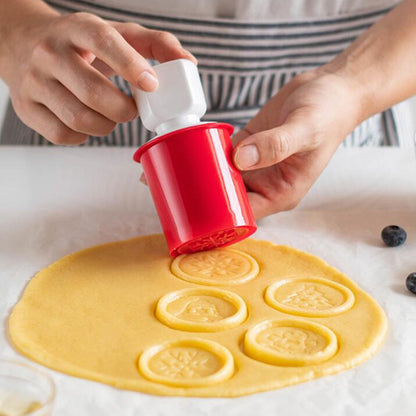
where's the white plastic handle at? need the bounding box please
[131,59,207,136]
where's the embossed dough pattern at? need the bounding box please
[155,288,248,332]
[265,276,356,317]
[171,248,259,285]
[8,235,387,397]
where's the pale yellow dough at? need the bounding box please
[9,235,387,397]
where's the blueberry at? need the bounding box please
[406,273,416,295]
[381,225,407,247]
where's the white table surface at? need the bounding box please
[1,146,416,416]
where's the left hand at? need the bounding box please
[232,68,364,219]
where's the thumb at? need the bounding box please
[233,119,310,171]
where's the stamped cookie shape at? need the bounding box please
[156,288,248,332]
[138,338,234,387]
[171,248,259,286]
[244,319,338,366]
[265,277,355,317]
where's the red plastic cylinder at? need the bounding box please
[133,122,257,257]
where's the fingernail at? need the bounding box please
[183,48,198,64]
[137,71,158,91]
[235,144,259,169]
[140,173,148,185]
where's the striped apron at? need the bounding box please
[0,0,401,146]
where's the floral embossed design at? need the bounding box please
[183,230,239,252]
[281,284,335,310]
[184,252,248,279]
[177,298,223,322]
[261,327,325,355]
[152,349,213,379]
[171,249,259,286]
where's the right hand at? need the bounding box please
[231,69,362,219]
[2,11,196,144]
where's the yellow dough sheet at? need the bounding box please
[8,235,387,397]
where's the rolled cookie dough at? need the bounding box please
[9,235,387,397]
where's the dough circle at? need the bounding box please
[8,235,388,397]
[171,248,259,286]
[265,276,355,317]
[138,338,234,387]
[243,319,338,366]
[155,288,248,332]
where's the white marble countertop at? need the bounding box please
[1,146,416,416]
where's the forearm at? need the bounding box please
[322,0,416,122]
[0,0,59,79]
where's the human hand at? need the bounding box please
[232,69,363,219]
[2,11,196,144]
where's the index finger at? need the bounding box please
[69,14,158,91]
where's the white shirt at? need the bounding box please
[85,0,400,20]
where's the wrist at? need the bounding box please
[318,57,374,127]
[310,65,367,144]
[318,0,416,123]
